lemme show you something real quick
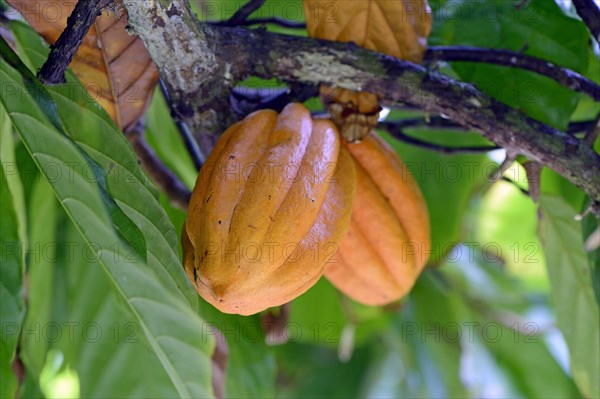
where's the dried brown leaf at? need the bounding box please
[8,0,159,131]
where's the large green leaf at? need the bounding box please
[408,273,468,398]
[275,343,372,398]
[539,195,600,398]
[19,174,58,380]
[430,0,590,128]
[0,36,214,397]
[8,20,199,307]
[0,108,26,399]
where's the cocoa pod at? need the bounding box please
[325,132,430,305]
[183,103,356,315]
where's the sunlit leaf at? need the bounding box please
[539,194,600,399]
[0,36,214,398]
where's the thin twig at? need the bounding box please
[425,46,600,101]
[568,120,596,134]
[489,153,517,182]
[126,123,191,210]
[38,0,111,84]
[230,84,318,114]
[383,125,499,154]
[219,0,265,27]
[572,0,600,45]
[238,17,306,29]
[382,116,464,131]
[584,113,600,146]
[380,116,596,135]
[522,161,542,202]
[159,79,204,170]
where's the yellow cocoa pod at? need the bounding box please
[183,103,356,315]
[325,132,430,305]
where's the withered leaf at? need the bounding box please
[8,0,159,131]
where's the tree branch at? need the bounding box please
[38,0,111,84]
[424,46,600,101]
[121,0,600,206]
[572,0,600,44]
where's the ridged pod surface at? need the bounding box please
[183,103,356,315]
[325,132,430,305]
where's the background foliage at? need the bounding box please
[1,0,599,398]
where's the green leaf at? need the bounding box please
[275,343,371,398]
[408,273,468,398]
[1,34,148,265]
[430,0,590,128]
[8,21,198,307]
[1,35,214,397]
[19,176,58,380]
[541,168,586,212]
[539,194,600,398]
[478,319,581,398]
[0,111,26,399]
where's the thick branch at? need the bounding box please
[572,0,600,44]
[122,0,600,204]
[425,46,600,101]
[38,0,110,84]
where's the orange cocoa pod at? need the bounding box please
[183,103,356,315]
[325,132,430,305]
